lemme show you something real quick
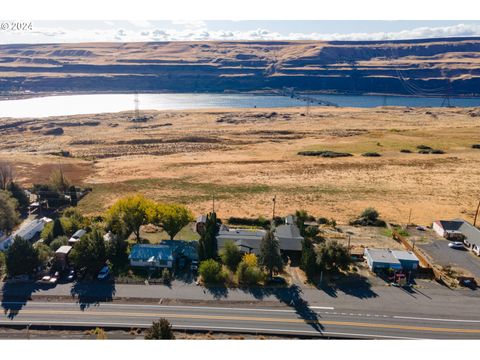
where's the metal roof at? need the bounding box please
[129,244,174,262]
[364,248,401,265]
[55,245,72,254]
[390,250,419,262]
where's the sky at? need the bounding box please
[1,20,480,44]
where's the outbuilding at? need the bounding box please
[390,250,419,270]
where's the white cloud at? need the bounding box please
[1,23,480,44]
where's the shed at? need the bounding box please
[55,245,72,270]
[364,248,402,271]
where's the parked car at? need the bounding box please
[66,269,76,282]
[448,241,465,249]
[39,275,58,286]
[97,265,110,281]
[190,260,198,273]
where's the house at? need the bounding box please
[55,245,72,270]
[364,248,419,271]
[390,250,420,271]
[68,229,87,246]
[129,244,174,268]
[433,219,480,256]
[364,248,402,271]
[213,215,304,255]
[0,217,52,251]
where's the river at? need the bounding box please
[0,93,479,118]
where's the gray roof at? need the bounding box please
[275,223,303,251]
[196,214,207,223]
[391,250,419,262]
[364,248,401,265]
[217,228,266,253]
[437,219,480,247]
[71,229,86,239]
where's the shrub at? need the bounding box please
[472,144,480,149]
[236,261,264,285]
[220,240,242,271]
[49,236,69,252]
[199,259,225,284]
[162,268,171,284]
[361,207,379,222]
[317,217,329,225]
[227,217,270,228]
[362,152,381,157]
[242,253,258,268]
[144,318,175,340]
[430,149,445,154]
[418,149,430,154]
[298,150,353,158]
[400,149,412,153]
[350,207,386,227]
[417,145,432,150]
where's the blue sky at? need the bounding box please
[2,20,480,43]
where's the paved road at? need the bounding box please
[1,300,480,339]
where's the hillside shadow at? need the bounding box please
[1,282,42,319]
[70,281,116,311]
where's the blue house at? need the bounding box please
[129,245,174,268]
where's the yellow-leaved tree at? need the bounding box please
[152,203,194,240]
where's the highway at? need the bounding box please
[1,301,480,339]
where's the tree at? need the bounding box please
[69,185,78,206]
[35,242,54,264]
[49,235,69,252]
[199,259,224,284]
[198,212,218,261]
[295,210,309,237]
[315,240,351,273]
[6,182,29,212]
[259,230,283,279]
[219,240,242,271]
[144,318,175,340]
[106,234,129,269]
[300,238,318,280]
[361,207,379,222]
[0,190,20,235]
[6,236,40,276]
[52,218,65,239]
[0,251,6,278]
[236,254,264,285]
[49,167,70,193]
[69,228,107,277]
[152,203,193,240]
[105,194,155,243]
[0,163,13,190]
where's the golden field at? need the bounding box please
[1,105,480,225]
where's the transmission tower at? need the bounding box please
[134,92,140,119]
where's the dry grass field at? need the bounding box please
[1,105,480,225]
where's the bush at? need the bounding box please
[242,253,258,268]
[199,259,225,284]
[317,217,329,225]
[49,236,69,252]
[418,149,430,154]
[236,261,264,285]
[220,240,242,271]
[362,152,381,157]
[298,151,353,158]
[430,149,445,154]
[350,207,386,227]
[416,145,432,150]
[227,217,270,228]
[400,149,412,153]
[144,318,175,340]
[472,144,480,149]
[162,268,171,284]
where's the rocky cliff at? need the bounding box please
[1,37,479,96]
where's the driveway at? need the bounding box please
[418,238,480,279]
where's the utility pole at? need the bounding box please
[474,199,480,227]
[272,195,277,220]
